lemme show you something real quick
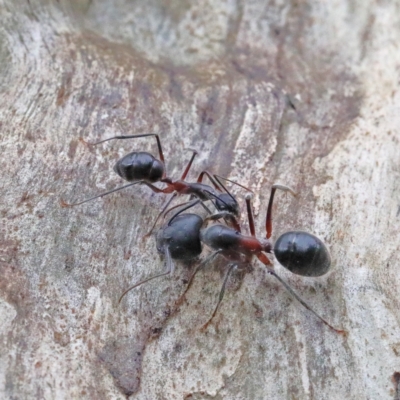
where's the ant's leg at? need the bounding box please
[197,171,253,194]
[269,270,346,334]
[63,180,173,207]
[163,199,209,221]
[202,209,242,234]
[166,198,212,226]
[175,251,222,308]
[86,133,165,165]
[118,246,173,304]
[202,263,237,330]
[167,199,201,225]
[199,201,213,215]
[163,199,235,230]
[203,211,240,228]
[61,182,142,207]
[265,184,297,239]
[213,174,253,194]
[164,200,198,217]
[144,192,178,238]
[245,194,256,236]
[180,150,198,180]
[257,253,345,334]
[197,171,222,190]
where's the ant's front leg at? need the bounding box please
[203,211,241,232]
[201,263,238,330]
[174,251,223,309]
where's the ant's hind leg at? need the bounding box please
[118,246,174,304]
[268,269,346,335]
[61,182,142,207]
[174,251,222,309]
[256,253,345,334]
[201,263,237,330]
[62,179,171,208]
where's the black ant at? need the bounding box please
[119,185,344,334]
[62,134,248,233]
[193,185,342,332]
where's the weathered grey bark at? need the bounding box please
[1,0,400,398]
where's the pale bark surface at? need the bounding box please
[1,0,400,399]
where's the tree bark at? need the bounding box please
[1,0,400,399]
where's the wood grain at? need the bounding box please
[1,0,399,398]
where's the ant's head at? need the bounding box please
[215,193,239,216]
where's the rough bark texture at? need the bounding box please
[1,0,400,399]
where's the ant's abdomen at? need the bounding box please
[274,231,331,277]
[114,151,164,182]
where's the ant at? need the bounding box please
[119,185,344,334]
[62,134,248,233]
[191,186,343,332]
